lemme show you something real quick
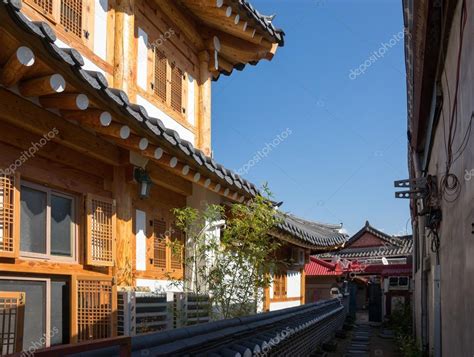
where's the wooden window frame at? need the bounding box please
[19,181,78,263]
[272,271,287,300]
[0,173,20,258]
[85,194,116,267]
[151,49,188,118]
[0,276,52,347]
[23,0,95,51]
[0,291,25,354]
[149,216,184,279]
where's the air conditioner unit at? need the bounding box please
[291,248,305,266]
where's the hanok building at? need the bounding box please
[268,214,347,311]
[307,221,413,323]
[0,0,347,354]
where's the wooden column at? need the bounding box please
[113,0,135,98]
[198,51,212,156]
[113,165,134,287]
[300,267,306,305]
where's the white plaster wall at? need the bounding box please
[186,183,222,209]
[93,0,108,60]
[269,300,301,311]
[54,38,106,76]
[136,279,183,293]
[136,95,195,145]
[136,28,148,90]
[287,270,301,298]
[135,210,147,271]
[187,76,196,125]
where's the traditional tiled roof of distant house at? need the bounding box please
[276,213,348,249]
[1,0,264,201]
[318,221,413,259]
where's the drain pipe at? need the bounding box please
[411,149,428,353]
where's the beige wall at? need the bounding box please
[413,1,474,355]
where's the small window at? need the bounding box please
[154,50,167,103]
[59,0,83,38]
[152,50,185,115]
[20,183,75,260]
[152,219,167,270]
[273,271,286,299]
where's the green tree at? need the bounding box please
[170,186,281,320]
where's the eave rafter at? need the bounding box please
[0,4,253,203]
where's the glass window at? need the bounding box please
[0,279,47,351]
[20,183,75,260]
[51,195,73,257]
[20,186,47,254]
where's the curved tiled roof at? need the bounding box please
[1,0,259,200]
[235,0,285,46]
[324,239,413,259]
[276,213,348,248]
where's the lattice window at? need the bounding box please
[26,0,54,15]
[273,272,286,299]
[170,224,184,271]
[77,279,113,342]
[60,0,83,38]
[170,63,183,113]
[0,292,25,355]
[153,219,167,270]
[154,50,167,102]
[86,195,116,266]
[0,174,19,258]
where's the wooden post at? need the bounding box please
[113,165,135,287]
[300,267,306,305]
[113,0,135,97]
[198,51,212,156]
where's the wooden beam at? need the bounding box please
[0,88,121,165]
[147,162,193,196]
[39,93,89,110]
[0,46,35,86]
[154,0,205,50]
[0,120,113,181]
[18,74,66,97]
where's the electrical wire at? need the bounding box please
[440,0,468,203]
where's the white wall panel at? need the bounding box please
[93,0,108,60]
[137,28,148,90]
[136,94,196,144]
[287,270,301,298]
[135,210,147,271]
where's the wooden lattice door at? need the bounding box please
[0,292,25,355]
[85,194,116,266]
[75,278,116,342]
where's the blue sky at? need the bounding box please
[212,0,410,236]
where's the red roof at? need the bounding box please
[305,257,412,277]
[305,257,343,276]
